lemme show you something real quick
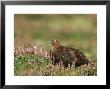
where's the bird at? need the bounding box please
[49,40,89,68]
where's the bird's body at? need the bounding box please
[49,40,89,68]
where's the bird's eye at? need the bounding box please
[55,40,58,42]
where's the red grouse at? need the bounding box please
[49,40,89,68]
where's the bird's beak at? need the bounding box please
[49,40,53,44]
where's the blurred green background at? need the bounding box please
[14,14,97,62]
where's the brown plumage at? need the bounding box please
[49,40,89,68]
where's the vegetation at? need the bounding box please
[14,14,97,76]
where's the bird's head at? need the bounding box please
[50,40,62,49]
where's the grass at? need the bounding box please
[14,14,97,76]
[14,54,96,76]
[14,45,97,76]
